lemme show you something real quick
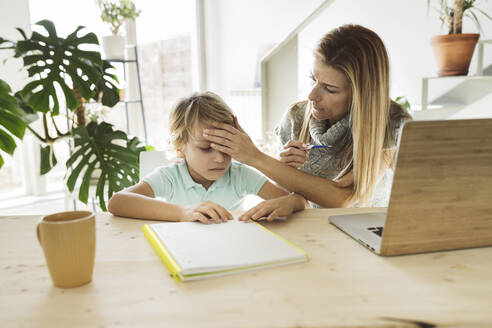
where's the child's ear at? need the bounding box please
[175,147,185,158]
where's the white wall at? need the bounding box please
[0,0,31,90]
[0,0,33,195]
[203,0,323,96]
[298,0,492,114]
[203,0,492,128]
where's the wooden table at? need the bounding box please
[1,208,492,327]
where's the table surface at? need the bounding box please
[1,208,492,328]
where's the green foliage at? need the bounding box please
[0,20,150,211]
[66,121,146,211]
[97,0,141,35]
[15,20,109,115]
[0,80,27,168]
[395,96,411,111]
[94,60,120,107]
[40,144,58,175]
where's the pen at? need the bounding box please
[305,144,331,150]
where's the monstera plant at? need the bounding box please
[0,20,150,210]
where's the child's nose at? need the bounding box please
[214,150,226,162]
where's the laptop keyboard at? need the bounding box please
[368,226,384,237]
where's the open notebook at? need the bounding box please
[142,220,308,282]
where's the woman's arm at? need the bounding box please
[203,121,354,208]
[249,151,354,208]
[107,181,233,223]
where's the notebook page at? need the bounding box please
[150,220,305,275]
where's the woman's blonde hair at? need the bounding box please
[169,92,235,149]
[299,24,396,205]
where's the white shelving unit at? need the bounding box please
[477,39,492,76]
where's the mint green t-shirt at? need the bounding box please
[142,161,267,211]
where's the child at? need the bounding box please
[108,92,306,224]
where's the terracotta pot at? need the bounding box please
[430,33,479,77]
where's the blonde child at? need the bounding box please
[108,92,306,224]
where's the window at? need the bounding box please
[0,0,198,201]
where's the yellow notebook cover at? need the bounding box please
[142,220,308,282]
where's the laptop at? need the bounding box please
[329,118,492,256]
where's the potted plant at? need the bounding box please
[97,0,141,59]
[0,20,151,211]
[429,0,492,76]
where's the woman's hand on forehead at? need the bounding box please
[202,119,261,166]
[203,122,238,136]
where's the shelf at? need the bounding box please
[422,75,492,81]
[102,45,148,144]
[105,58,137,63]
[477,39,491,76]
[420,75,492,111]
[411,104,464,111]
[119,100,142,104]
[410,106,465,121]
[93,99,142,105]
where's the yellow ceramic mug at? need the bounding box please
[37,211,96,288]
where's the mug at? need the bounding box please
[37,211,96,288]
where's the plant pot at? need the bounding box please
[430,33,479,77]
[101,35,125,60]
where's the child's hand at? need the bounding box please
[181,201,233,224]
[237,195,296,222]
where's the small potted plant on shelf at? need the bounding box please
[97,0,141,59]
[429,0,492,76]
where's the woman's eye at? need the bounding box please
[309,74,316,85]
[200,147,212,152]
[324,86,336,93]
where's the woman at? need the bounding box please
[203,24,412,220]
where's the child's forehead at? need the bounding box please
[189,123,213,142]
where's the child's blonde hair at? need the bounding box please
[169,92,235,149]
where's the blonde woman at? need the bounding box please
[203,24,412,219]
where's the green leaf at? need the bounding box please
[66,121,146,210]
[145,145,155,151]
[65,26,86,42]
[23,54,45,66]
[58,79,79,111]
[0,128,16,155]
[96,171,108,211]
[73,32,100,46]
[13,91,39,124]
[65,143,90,168]
[66,154,89,192]
[0,80,12,94]
[13,20,109,115]
[395,96,411,110]
[0,79,26,161]
[35,20,58,38]
[79,160,97,204]
[15,27,28,40]
[28,84,51,113]
[0,110,26,139]
[91,60,120,107]
[40,144,58,175]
